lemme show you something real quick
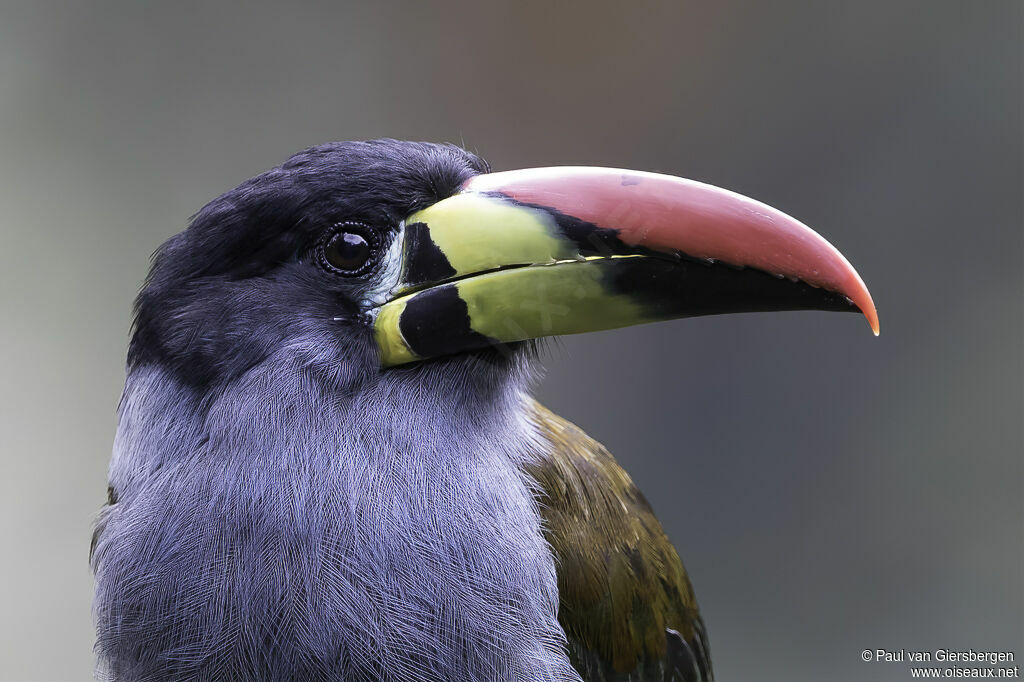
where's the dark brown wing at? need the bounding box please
[524,401,713,682]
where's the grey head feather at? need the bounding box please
[92,140,583,681]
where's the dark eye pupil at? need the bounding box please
[324,231,370,271]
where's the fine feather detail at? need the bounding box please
[93,352,581,681]
[524,401,712,682]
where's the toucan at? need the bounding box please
[91,139,877,682]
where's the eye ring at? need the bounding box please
[317,222,378,276]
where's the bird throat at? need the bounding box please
[93,357,581,681]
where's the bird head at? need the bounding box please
[130,139,877,390]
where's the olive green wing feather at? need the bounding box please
[525,401,713,682]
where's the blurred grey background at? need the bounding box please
[1,1,1020,680]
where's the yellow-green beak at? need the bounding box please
[373,167,878,367]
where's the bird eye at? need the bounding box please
[318,223,375,275]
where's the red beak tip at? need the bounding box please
[861,300,880,336]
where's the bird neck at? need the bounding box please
[96,354,580,681]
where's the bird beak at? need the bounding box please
[373,167,878,367]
